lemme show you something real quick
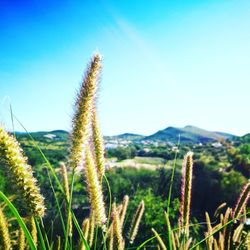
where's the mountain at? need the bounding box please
[13,126,237,145]
[144,125,236,144]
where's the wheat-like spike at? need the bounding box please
[232,180,250,219]
[30,216,37,247]
[213,239,219,250]
[184,238,192,250]
[171,231,177,250]
[205,212,213,250]
[112,203,124,250]
[92,110,105,180]
[180,152,193,237]
[214,202,227,218]
[69,53,101,169]
[129,200,145,244]
[151,228,167,250]
[233,224,244,243]
[88,213,95,247]
[60,162,70,201]
[0,207,12,249]
[120,195,129,228]
[85,147,107,227]
[219,232,224,249]
[60,162,72,236]
[0,126,45,217]
[18,227,25,250]
[80,218,90,250]
[108,224,114,250]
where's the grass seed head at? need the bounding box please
[69,53,101,169]
[129,200,145,244]
[85,147,107,227]
[232,180,250,219]
[180,151,193,237]
[0,207,12,249]
[0,126,45,217]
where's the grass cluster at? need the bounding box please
[0,53,249,250]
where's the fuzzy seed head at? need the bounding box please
[69,54,101,169]
[0,126,45,217]
[84,147,107,227]
[92,110,105,180]
[232,180,250,219]
[60,162,72,236]
[30,216,37,247]
[120,195,129,228]
[180,151,193,236]
[112,203,124,250]
[0,207,12,249]
[129,200,145,244]
[81,218,90,250]
[18,227,25,250]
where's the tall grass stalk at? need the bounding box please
[69,53,101,169]
[179,151,193,237]
[167,134,180,214]
[0,206,11,249]
[232,180,250,219]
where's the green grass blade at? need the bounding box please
[103,174,112,227]
[64,170,75,250]
[34,217,47,250]
[47,170,67,238]
[164,211,173,250]
[167,134,180,214]
[71,211,90,250]
[0,191,36,250]
[135,235,157,250]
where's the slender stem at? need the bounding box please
[64,169,75,250]
[167,134,181,214]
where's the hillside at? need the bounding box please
[144,125,235,144]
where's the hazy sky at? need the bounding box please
[0,0,249,136]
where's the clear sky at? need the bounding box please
[0,0,249,136]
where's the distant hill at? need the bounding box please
[14,130,69,142]
[144,125,236,144]
[13,126,238,145]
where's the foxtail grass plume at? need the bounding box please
[30,216,37,247]
[120,195,129,227]
[88,213,95,247]
[0,207,11,249]
[69,54,101,169]
[112,203,124,250]
[85,147,107,227]
[180,151,193,237]
[108,224,114,250]
[18,227,25,250]
[81,218,90,250]
[151,228,167,250]
[92,110,105,180]
[232,180,250,219]
[0,126,45,217]
[129,200,145,244]
[60,162,72,236]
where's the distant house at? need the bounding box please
[212,142,223,148]
[44,134,57,139]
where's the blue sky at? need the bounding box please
[0,0,249,136]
